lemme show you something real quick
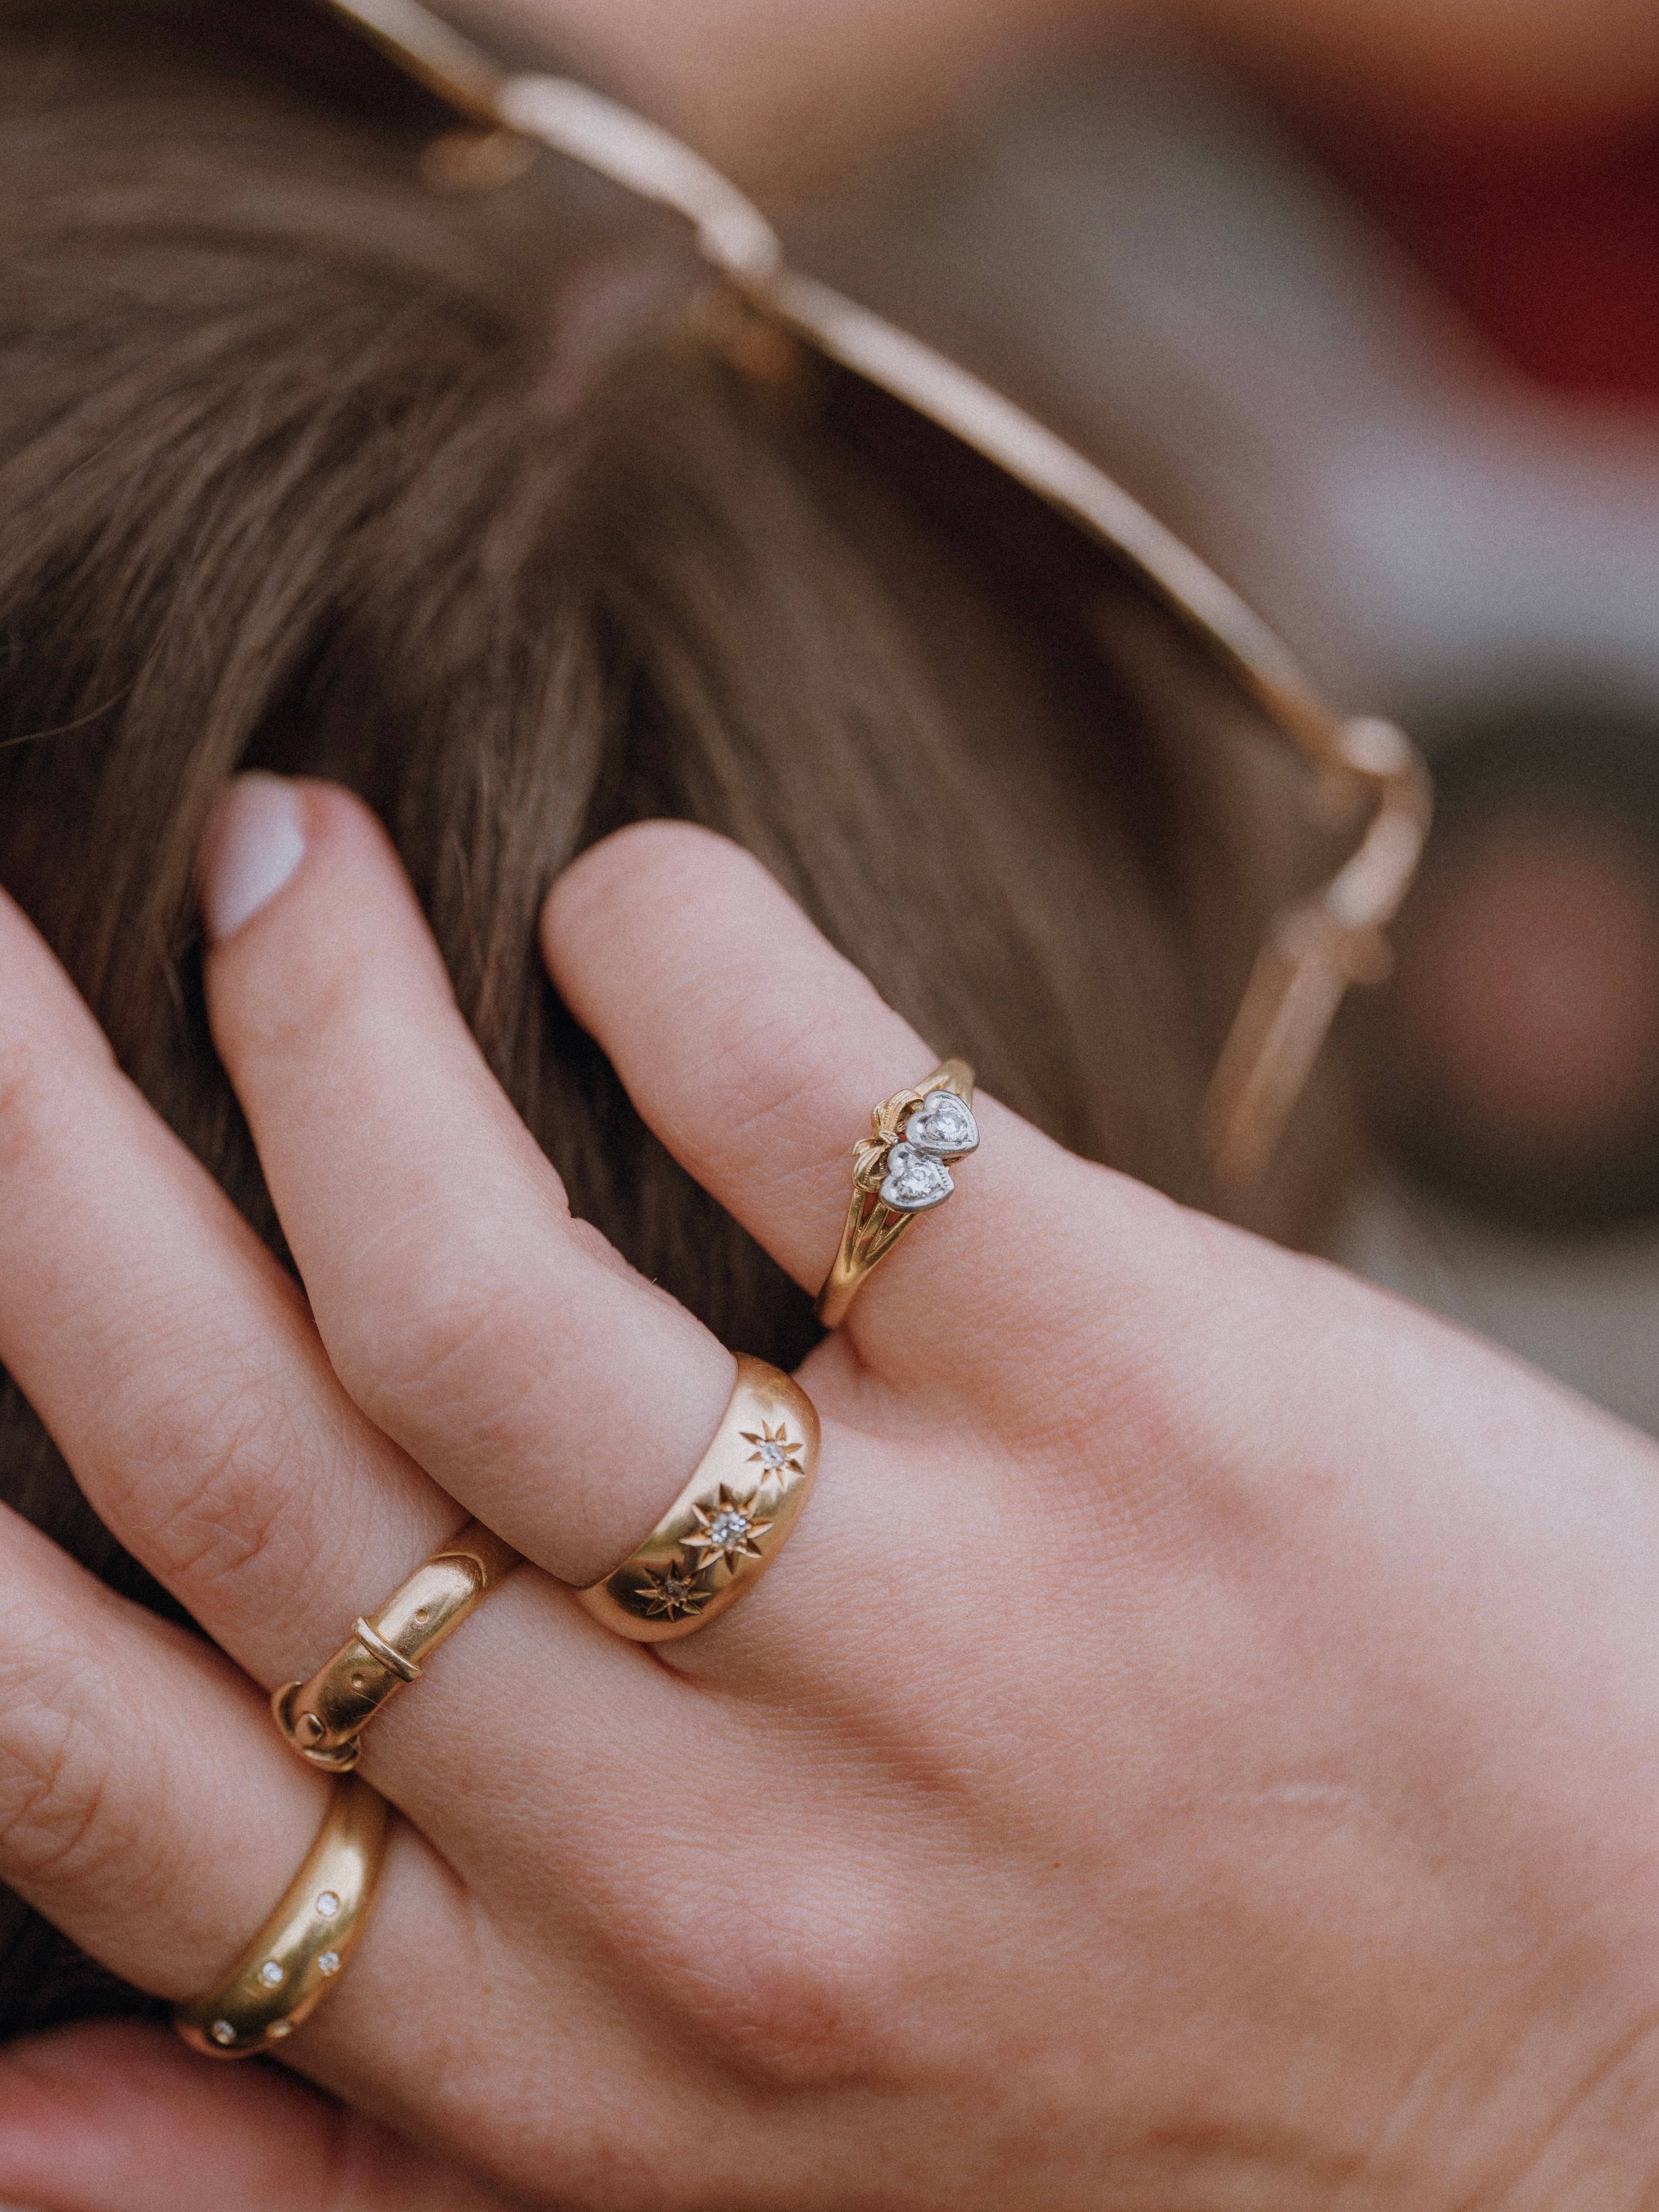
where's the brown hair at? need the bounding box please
[0,0,1274,2030]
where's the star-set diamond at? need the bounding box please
[740,1421,804,1478]
[637,1555,711,1620]
[684,1484,774,1569]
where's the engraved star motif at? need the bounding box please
[635,1554,712,1620]
[739,1422,804,1479]
[682,1485,774,1569]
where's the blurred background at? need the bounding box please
[789,38,1659,1437]
[461,0,1659,1431]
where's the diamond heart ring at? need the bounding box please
[578,1355,819,1641]
[815,1058,978,1327]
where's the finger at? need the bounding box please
[0,876,459,1685]
[0,2022,514,2212]
[0,1504,332,1995]
[0,858,736,1902]
[0,878,660,1833]
[200,775,734,1586]
[541,821,1177,1366]
[0,1498,537,2122]
[0,1490,783,2172]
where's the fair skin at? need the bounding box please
[7,778,1659,2206]
[456,0,1659,185]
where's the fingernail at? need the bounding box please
[200,773,307,944]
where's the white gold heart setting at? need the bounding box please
[879,1141,955,1213]
[874,1087,978,1213]
[903,1090,978,1159]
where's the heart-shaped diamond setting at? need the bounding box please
[904,1090,978,1158]
[879,1141,955,1213]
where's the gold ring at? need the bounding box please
[577,1355,818,1641]
[815,1057,977,1328]
[173,1773,388,2059]
[273,1520,522,1771]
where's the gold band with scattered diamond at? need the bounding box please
[815,1058,979,1328]
[577,1354,818,1641]
[273,1520,523,1772]
[173,1773,388,2060]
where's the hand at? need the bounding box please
[5,776,1659,2209]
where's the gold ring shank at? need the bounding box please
[815,1057,975,1328]
[173,1774,388,2059]
[274,1519,521,1771]
[577,1355,818,1642]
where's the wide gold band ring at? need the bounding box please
[577,1354,818,1641]
[174,1773,388,2059]
[273,1520,522,1771]
[815,1057,978,1328]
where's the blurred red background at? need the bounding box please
[1313,117,1659,401]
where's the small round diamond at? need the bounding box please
[259,1960,285,1988]
[317,1949,341,1976]
[210,2020,236,2046]
[266,2019,293,2040]
[314,1891,340,1918]
[708,1508,750,1545]
[757,1440,788,1468]
[638,1556,709,1618]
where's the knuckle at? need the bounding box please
[132,1411,306,1622]
[696,994,873,1168]
[641,1864,916,2093]
[328,1235,526,1444]
[96,1337,340,1636]
[0,1030,83,1181]
[0,1651,130,1893]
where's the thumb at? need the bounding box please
[0,2020,509,2212]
